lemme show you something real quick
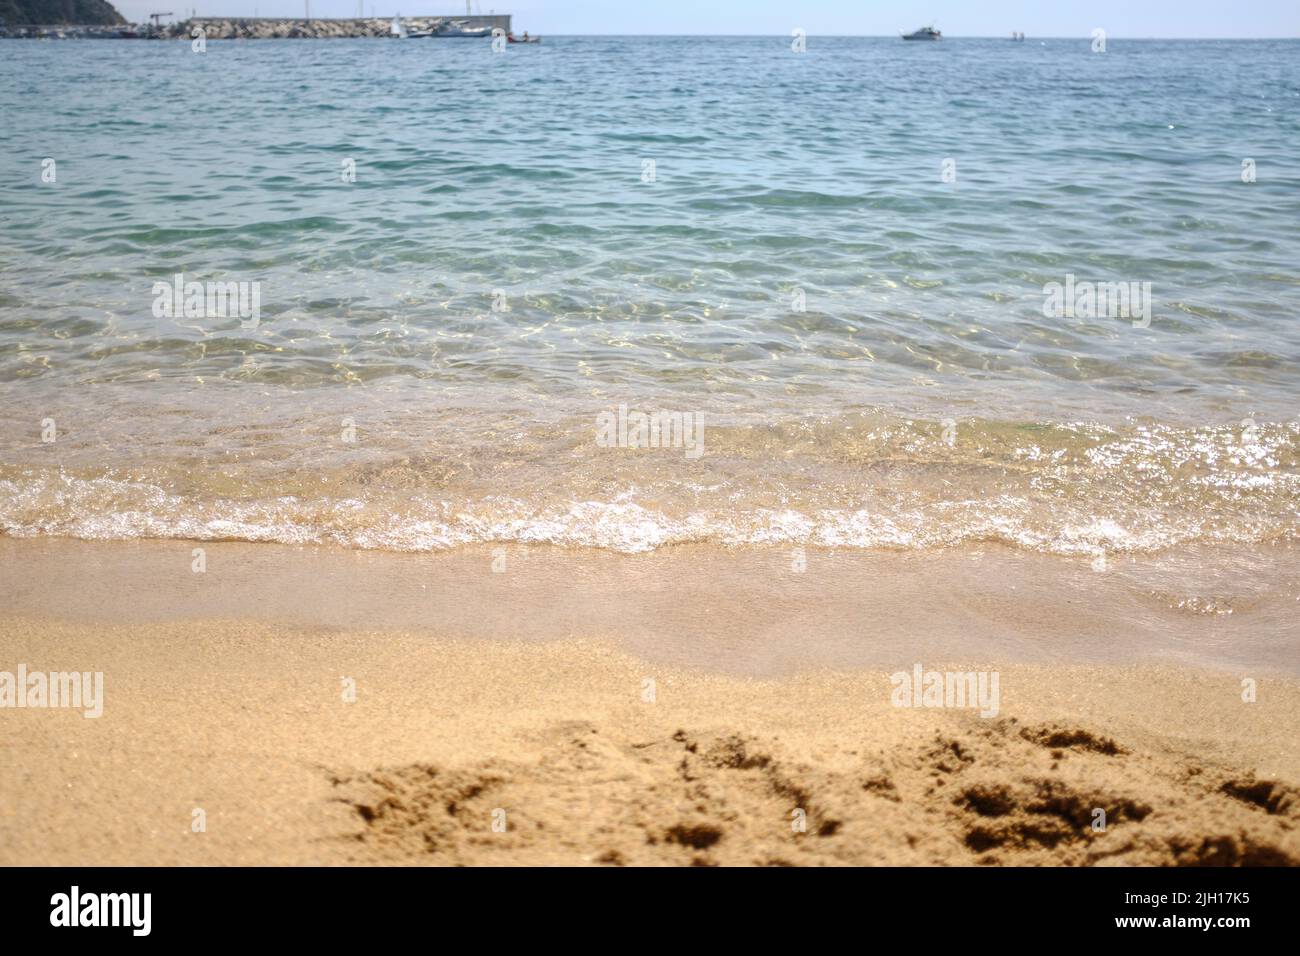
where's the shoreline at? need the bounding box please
[2,537,1297,675]
[1,537,1297,865]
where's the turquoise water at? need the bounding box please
[0,36,1297,553]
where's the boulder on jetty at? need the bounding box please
[168,17,483,39]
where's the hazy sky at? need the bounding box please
[117,0,1300,38]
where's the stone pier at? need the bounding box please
[173,14,511,39]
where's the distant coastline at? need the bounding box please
[0,13,512,40]
[0,0,123,28]
[3,26,1297,40]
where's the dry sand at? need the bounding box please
[0,539,1297,866]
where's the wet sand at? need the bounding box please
[0,538,1297,865]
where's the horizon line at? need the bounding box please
[119,23,1300,40]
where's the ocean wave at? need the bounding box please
[1,445,1294,557]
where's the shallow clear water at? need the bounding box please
[0,36,1297,553]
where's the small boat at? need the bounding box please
[901,26,941,41]
[507,32,540,44]
[432,19,490,37]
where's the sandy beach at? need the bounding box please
[1,538,1296,866]
[2,5,1299,908]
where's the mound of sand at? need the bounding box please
[330,718,1299,866]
